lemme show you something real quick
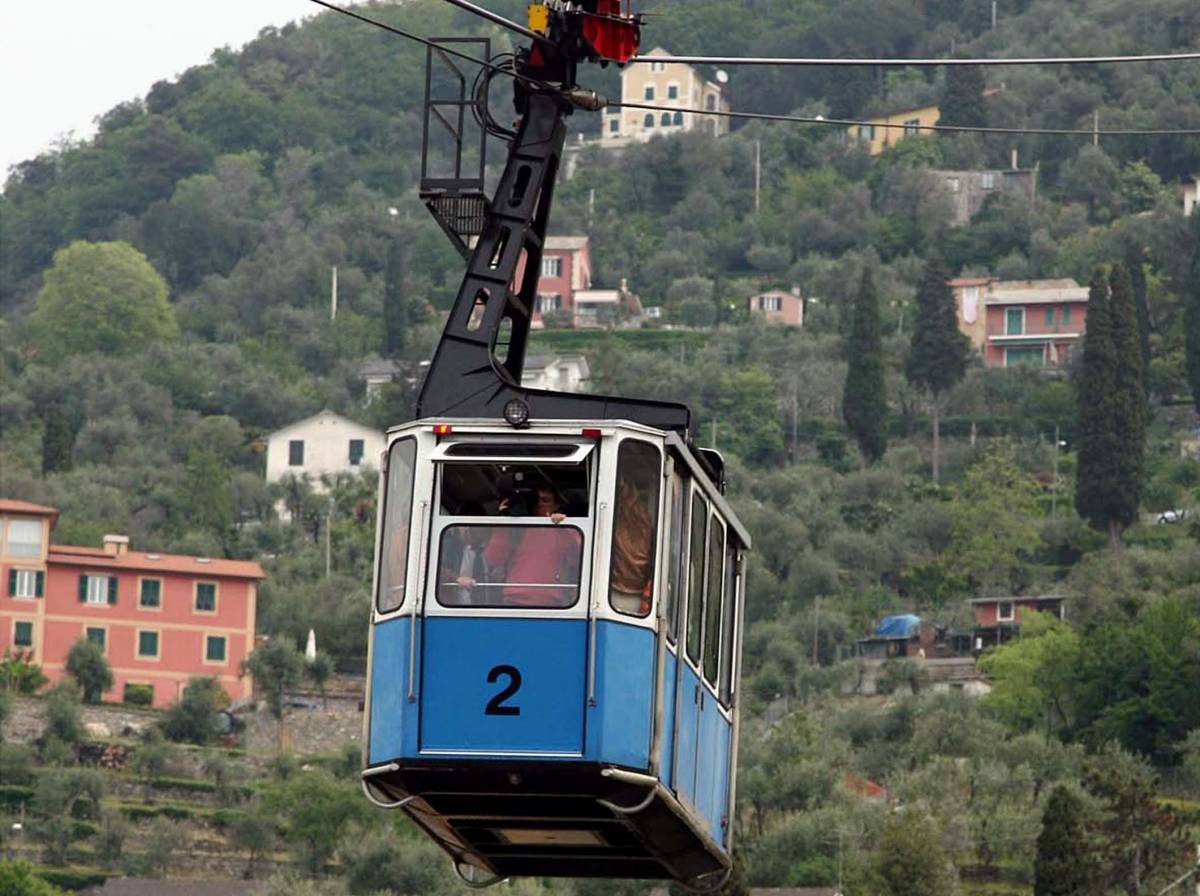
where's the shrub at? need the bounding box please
[160,676,225,745]
[122,683,153,707]
[1,648,48,694]
[64,639,113,704]
[42,682,84,746]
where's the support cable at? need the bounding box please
[631,50,1200,67]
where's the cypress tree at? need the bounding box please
[905,256,969,481]
[1075,266,1145,554]
[1034,785,1091,896]
[843,268,888,463]
[1186,211,1200,415]
[383,241,407,358]
[41,405,75,474]
[940,63,986,128]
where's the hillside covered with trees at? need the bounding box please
[1,0,1200,892]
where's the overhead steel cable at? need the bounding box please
[630,50,1200,67]
[610,100,1200,137]
[306,0,554,91]
[308,0,1200,139]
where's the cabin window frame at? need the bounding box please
[684,488,708,668]
[607,438,663,618]
[702,513,726,687]
[376,437,419,614]
[664,468,686,644]
[718,544,739,706]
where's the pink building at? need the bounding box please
[950,278,1089,369]
[1,499,262,708]
[747,288,804,327]
[519,236,592,327]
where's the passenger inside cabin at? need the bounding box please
[485,482,580,607]
[439,505,491,605]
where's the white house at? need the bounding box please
[1182,175,1199,217]
[520,355,590,393]
[601,47,730,145]
[264,410,385,489]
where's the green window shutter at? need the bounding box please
[107,576,118,604]
[7,569,15,596]
[79,575,88,602]
[35,572,44,597]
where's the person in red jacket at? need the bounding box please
[486,484,581,607]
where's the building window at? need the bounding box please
[1045,307,1055,326]
[288,440,304,466]
[195,582,217,613]
[661,111,671,126]
[651,61,664,73]
[673,111,684,126]
[540,257,562,278]
[760,295,782,312]
[1006,346,1045,367]
[667,83,678,100]
[14,621,33,648]
[644,85,655,101]
[705,94,716,111]
[6,520,43,558]
[903,117,920,136]
[643,113,654,129]
[981,172,996,189]
[205,636,227,663]
[1062,306,1072,326]
[139,579,161,609]
[858,124,875,141]
[86,627,106,649]
[997,601,1015,622]
[537,294,562,313]
[8,569,43,599]
[348,439,364,466]
[609,117,619,133]
[138,630,160,659]
[1006,307,1024,335]
[80,574,115,605]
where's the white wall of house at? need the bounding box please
[265,410,385,488]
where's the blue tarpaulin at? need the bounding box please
[874,614,921,639]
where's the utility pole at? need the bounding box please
[754,139,761,214]
[1093,110,1100,148]
[1051,424,1061,518]
[330,265,339,321]
[991,0,997,29]
[588,187,595,227]
[324,496,334,578]
[812,596,820,665]
[710,419,718,449]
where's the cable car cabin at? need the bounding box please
[362,418,750,887]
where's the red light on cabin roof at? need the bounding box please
[432,424,452,435]
[581,428,602,438]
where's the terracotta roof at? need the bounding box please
[49,545,264,580]
[0,498,59,517]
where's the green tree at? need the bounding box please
[905,256,969,481]
[265,768,366,876]
[31,240,178,358]
[1186,210,1200,415]
[40,404,76,474]
[230,799,276,878]
[142,817,183,877]
[41,682,83,748]
[64,637,113,703]
[306,652,335,709]
[875,808,958,896]
[1034,785,1091,896]
[31,767,104,865]
[131,730,173,803]
[940,63,986,128]
[242,637,305,751]
[843,268,888,462]
[1125,245,1152,387]
[1075,265,1145,553]
[0,861,67,896]
[979,612,1081,734]
[161,675,226,744]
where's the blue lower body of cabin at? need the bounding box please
[366,615,732,874]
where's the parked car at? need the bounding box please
[1157,509,1189,524]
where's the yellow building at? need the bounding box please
[847,104,941,156]
[602,47,730,144]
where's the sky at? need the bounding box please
[0,0,317,178]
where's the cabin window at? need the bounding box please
[439,461,590,518]
[685,492,707,666]
[664,472,685,642]
[377,438,418,613]
[608,441,662,617]
[719,545,738,705]
[435,524,583,609]
[702,516,725,686]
